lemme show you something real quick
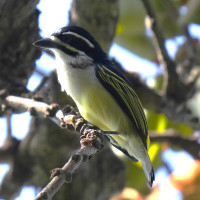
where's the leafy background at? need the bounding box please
[0,0,200,200]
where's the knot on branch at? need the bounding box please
[59,105,83,129]
[50,168,72,183]
[40,192,48,200]
[46,104,60,117]
[50,168,63,180]
[60,105,105,153]
[80,129,104,152]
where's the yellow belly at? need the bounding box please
[67,72,147,161]
[76,85,132,133]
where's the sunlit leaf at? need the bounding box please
[148,143,160,163]
[147,111,193,136]
[169,122,193,136]
[147,112,168,132]
[156,114,168,133]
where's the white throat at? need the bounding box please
[52,49,98,103]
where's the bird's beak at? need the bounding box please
[33,38,55,49]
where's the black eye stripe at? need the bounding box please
[52,42,78,56]
[56,35,106,61]
[59,45,78,56]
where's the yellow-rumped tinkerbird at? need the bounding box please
[34,26,155,186]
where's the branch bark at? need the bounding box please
[1,94,200,199]
[35,129,104,200]
[1,95,109,199]
[0,0,41,96]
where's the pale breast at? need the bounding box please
[54,55,131,132]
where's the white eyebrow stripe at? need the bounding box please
[63,31,95,48]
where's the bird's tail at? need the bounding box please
[141,151,155,187]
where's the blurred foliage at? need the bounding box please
[147,112,193,136]
[110,186,160,200]
[178,0,200,26]
[125,143,161,195]
[1,0,200,199]
[115,0,155,60]
[175,37,200,66]
[124,110,193,195]
[151,0,180,37]
[111,160,200,200]
[115,0,200,62]
[170,160,200,200]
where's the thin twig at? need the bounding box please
[184,25,198,70]
[6,114,12,137]
[33,76,49,95]
[141,0,181,96]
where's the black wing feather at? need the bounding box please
[95,63,149,149]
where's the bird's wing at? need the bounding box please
[95,63,149,149]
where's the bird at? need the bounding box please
[33,25,155,186]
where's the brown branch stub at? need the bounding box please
[4,95,59,118]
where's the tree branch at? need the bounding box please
[4,95,59,118]
[141,0,183,99]
[114,60,200,130]
[2,93,200,198]
[1,95,106,199]
[150,130,200,160]
[34,129,104,200]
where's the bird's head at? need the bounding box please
[34,26,107,64]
